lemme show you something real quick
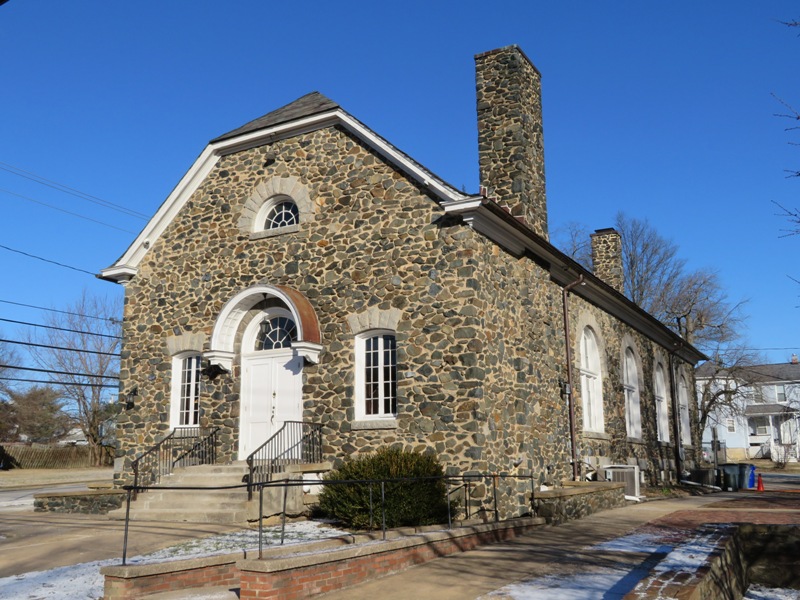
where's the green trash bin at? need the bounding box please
[737,463,750,489]
[719,464,739,491]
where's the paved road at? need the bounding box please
[759,471,800,491]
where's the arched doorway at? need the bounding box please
[206,284,322,461]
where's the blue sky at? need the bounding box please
[0,1,798,373]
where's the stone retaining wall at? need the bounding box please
[34,489,126,514]
[534,481,626,524]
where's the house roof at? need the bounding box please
[211,92,340,143]
[100,91,706,365]
[696,361,800,383]
[745,403,800,416]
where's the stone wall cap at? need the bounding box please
[474,45,541,76]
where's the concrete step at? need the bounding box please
[145,586,239,600]
[112,508,249,523]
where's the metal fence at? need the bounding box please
[119,472,538,565]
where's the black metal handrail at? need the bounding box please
[246,421,323,500]
[131,426,220,497]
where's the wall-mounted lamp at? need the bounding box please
[201,362,229,381]
[121,386,137,410]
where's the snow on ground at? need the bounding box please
[0,521,347,600]
[482,529,723,600]
[745,585,800,600]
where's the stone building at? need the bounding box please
[101,45,704,514]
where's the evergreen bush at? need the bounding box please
[318,447,453,529]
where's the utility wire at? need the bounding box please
[0,160,149,220]
[0,338,120,357]
[0,243,96,276]
[0,187,137,233]
[0,376,117,389]
[0,298,119,323]
[0,364,118,380]
[0,317,122,339]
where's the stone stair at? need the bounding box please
[108,461,333,524]
[108,463,250,524]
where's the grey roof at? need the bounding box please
[211,92,340,143]
[696,360,800,383]
[745,403,800,416]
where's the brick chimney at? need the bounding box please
[475,45,548,240]
[590,228,624,294]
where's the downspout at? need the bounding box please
[668,349,684,479]
[562,274,584,481]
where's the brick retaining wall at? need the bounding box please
[101,517,544,600]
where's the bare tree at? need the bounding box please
[554,213,745,348]
[695,345,765,438]
[27,292,121,465]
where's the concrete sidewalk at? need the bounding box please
[317,492,799,600]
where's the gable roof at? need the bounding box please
[696,361,800,383]
[100,92,706,365]
[211,92,340,143]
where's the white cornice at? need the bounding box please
[100,109,470,283]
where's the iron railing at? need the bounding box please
[131,426,219,496]
[246,421,323,500]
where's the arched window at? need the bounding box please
[579,327,604,432]
[254,315,297,351]
[254,195,299,233]
[623,348,642,439]
[170,353,201,428]
[355,330,397,420]
[655,363,670,442]
[679,375,692,445]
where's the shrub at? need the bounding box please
[318,447,453,529]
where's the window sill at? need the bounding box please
[250,224,300,240]
[351,419,398,431]
[658,441,673,448]
[626,437,645,445]
[583,431,610,441]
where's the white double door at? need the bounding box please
[239,348,303,460]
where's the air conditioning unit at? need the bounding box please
[599,465,641,498]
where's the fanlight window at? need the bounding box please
[264,200,299,230]
[255,316,297,351]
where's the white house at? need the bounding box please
[696,356,800,463]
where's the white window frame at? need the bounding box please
[579,327,604,433]
[354,330,397,421]
[170,352,202,428]
[654,363,670,442]
[254,195,299,233]
[623,347,642,439]
[776,384,787,403]
[678,375,692,445]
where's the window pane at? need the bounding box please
[265,200,299,229]
[362,334,397,418]
[255,316,297,351]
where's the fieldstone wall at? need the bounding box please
[476,45,548,239]
[534,482,626,525]
[34,489,126,514]
[113,88,699,520]
[590,228,624,293]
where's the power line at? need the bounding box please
[0,376,117,389]
[0,317,121,339]
[0,298,119,323]
[0,338,120,357]
[0,243,96,276]
[0,364,118,380]
[0,160,149,220]
[0,186,137,234]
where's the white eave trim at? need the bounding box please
[442,198,527,257]
[101,109,470,282]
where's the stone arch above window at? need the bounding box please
[238,176,313,238]
[165,332,207,356]
[346,307,403,336]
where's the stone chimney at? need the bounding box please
[475,45,548,240]
[590,228,624,294]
